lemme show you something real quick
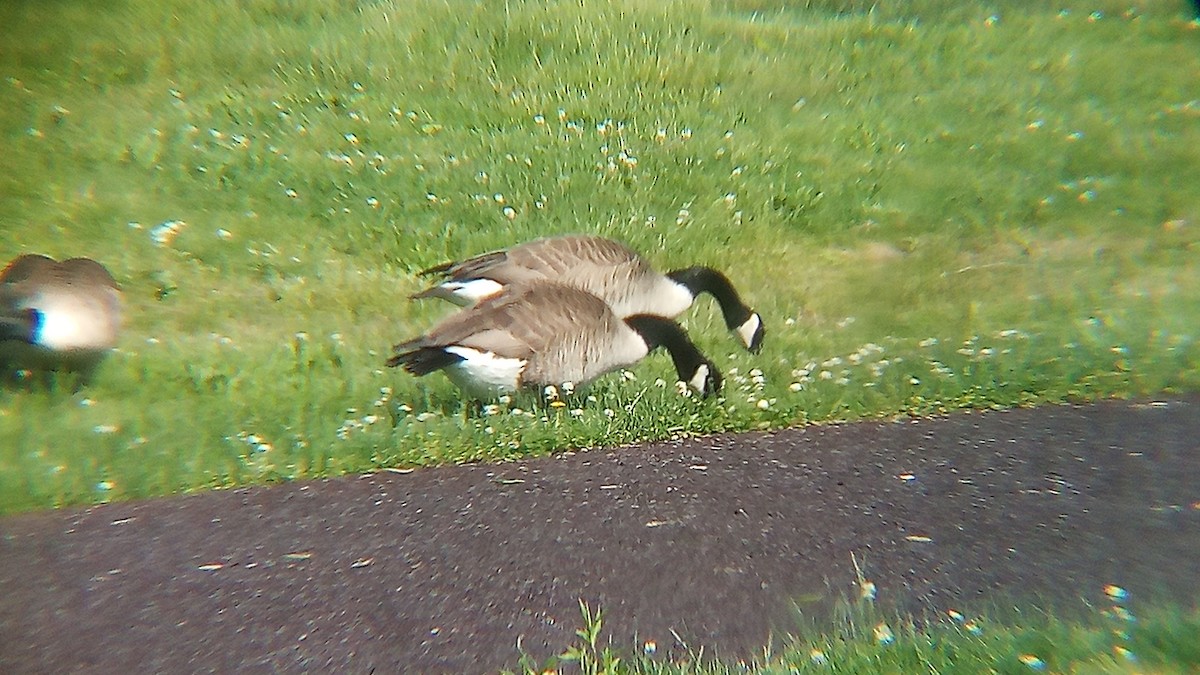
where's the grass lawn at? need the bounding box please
[1,0,1199,668]
[517,595,1200,674]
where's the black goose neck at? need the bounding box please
[666,266,753,329]
[624,314,708,381]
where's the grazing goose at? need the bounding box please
[0,254,122,378]
[412,234,765,353]
[387,281,722,399]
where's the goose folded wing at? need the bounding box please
[0,254,58,284]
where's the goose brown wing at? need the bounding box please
[505,235,646,275]
[0,254,58,284]
[419,250,507,279]
[421,235,649,287]
[397,283,611,360]
[60,258,120,289]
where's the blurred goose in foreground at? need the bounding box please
[388,281,722,399]
[412,234,765,353]
[0,254,122,378]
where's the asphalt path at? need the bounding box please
[2,396,1198,673]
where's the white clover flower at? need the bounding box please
[1104,585,1129,601]
[150,219,186,246]
[1018,655,1045,670]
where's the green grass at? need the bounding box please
[1,0,1199,514]
[512,595,1200,674]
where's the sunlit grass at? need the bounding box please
[1,0,1199,513]
[512,590,1200,674]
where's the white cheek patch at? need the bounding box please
[444,346,526,395]
[736,314,762,350]
[441,279,505,306]
[31,307,92,352]
[689,363,711,394]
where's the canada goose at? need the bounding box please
[387,281,722,399]
[412,235,765,353]
[0,254,122,378]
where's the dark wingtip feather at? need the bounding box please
[417,260,455,277]
[386,347,463,376]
